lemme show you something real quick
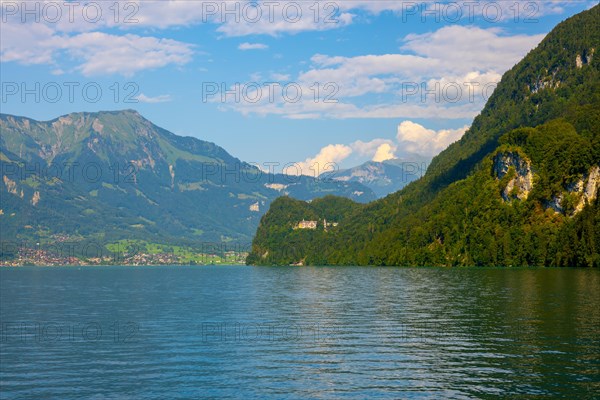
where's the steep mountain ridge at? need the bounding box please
[0,110,375,249]
[331,156,430,198]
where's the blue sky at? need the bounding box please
[0,0,595,173]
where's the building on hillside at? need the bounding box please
[295,220,317,229]
[323,219,339,231]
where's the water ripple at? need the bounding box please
[1,266,599,399]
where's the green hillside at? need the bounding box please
[0,110,375,259]
[247,5,600,267]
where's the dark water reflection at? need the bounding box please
[1,267,599,399]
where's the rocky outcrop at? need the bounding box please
[529,76,560,94]
[31,191,40,206]
[494,152,533,201]
[528,67,561,95]
[547,165,600,215]
[576,48,595,69]
[547,194,564,213]
[3,175,18,195]
[2,175,25,199]
[574,166,600,213]
[92,119,104,134]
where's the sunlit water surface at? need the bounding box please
[1,266,599,399]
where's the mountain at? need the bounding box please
[331,156,430,198]
[0,110,375,252]
[247,6,600,267]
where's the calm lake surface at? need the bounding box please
[1,266,599,399]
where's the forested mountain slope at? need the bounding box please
[0,110,374,249]
[247,5,600,267]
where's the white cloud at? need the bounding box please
[297,26,543,94]
[296,121,467,174]
[326,103,482,120]
[427,71,503,93]
[0,1,352,36]
[372,143,396,162]
[221,25,545,119]
[126,1,589,35]
[132,1,216,29]
[290,144,353,176]
[223,94,487,121]
[339,1,589,20]
[0,0,587,39]
[396,121,469,156]
[0,23,58,65]
[401,26,545,73]
[216,3,354,37]
[68,33,194,76]
[351,138,394,157]
[298,53,430,97]
[96,0,352,35]
[136,93,172,103]
[0,23,194,76]
[238,42,268,51]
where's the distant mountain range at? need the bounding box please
[331,156,430,198]
[0,110,375,249]
[248,5,600,267]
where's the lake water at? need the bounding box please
[1,266,599,399]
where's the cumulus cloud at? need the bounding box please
[351,138,394,157]
[295,120,467,175]
[290,144,353,176]
[396,121,469,156]
[238,42,269,51]
[372,143,396,162]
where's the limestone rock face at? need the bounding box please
[494,152,533,201]
[576,48,595,68]
[547,165,600,215]
[574,166,600,214]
